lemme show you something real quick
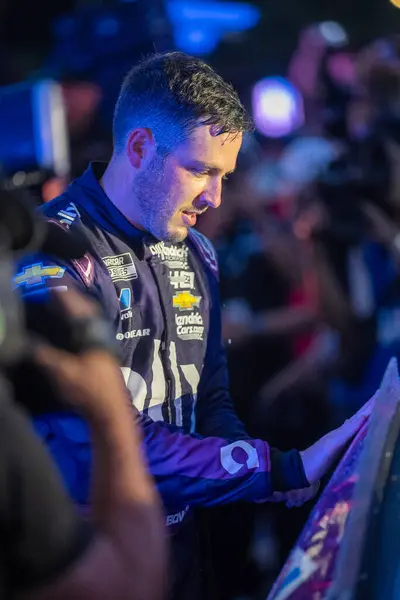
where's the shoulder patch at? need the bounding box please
[14,263,66,289]
[47,218,94,287]
[189,229,219,279]
[56,202,81,228]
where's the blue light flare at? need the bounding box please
[166,0,260,55]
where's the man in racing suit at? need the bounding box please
[15,52,372,599]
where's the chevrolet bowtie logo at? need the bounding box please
[173,291,201,311]
[14,264,66,288]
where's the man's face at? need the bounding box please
[134,125,242,243]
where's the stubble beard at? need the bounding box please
[135,155,186,243]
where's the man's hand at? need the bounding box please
[270,482,320,508]
[263,397,373,509]
[300,396,374,485]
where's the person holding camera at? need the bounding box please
[1,287,166,600]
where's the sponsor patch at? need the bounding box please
[57,202,80,228]
[119,288,133,321]
[165,506,190,527]
[175,313,204,341]
[116,328,150,340]
[169,270,195,290]
[102,253,138,282]
[14,263,65,288]
[173,291,201,311]
[149,241,189,270]
[220,440,260,475]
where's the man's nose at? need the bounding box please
[201,180,222,209]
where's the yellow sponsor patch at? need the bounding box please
[14,263,65,288]
[172,291,201,311]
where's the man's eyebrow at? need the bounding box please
[192,161,236,175]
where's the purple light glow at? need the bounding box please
[252,77,304,138]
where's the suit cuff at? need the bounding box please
[270,448,309,492]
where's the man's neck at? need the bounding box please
[100,159,143,230]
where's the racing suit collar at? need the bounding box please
[69,161,157,260]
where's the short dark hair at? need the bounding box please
[113,51,253,153]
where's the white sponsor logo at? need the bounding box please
[220,440,260,475]
[102,253,138,282]
[169,270,195,290]
[121,344,200,432]
[149,241,189,269]
[116,329,150,340]
[165,506,190,527]
[175,313,204,341]
[57,202,80,228]
[119,288,132,321]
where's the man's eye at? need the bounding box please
[192,169,208,177]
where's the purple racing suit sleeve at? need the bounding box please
[139,413,309,509]
[31,410,309,510]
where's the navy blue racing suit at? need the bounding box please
[15,163,308,597]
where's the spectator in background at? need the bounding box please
[284,36,400,423]
[198,160,321,429]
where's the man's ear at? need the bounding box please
[126,128,156,169]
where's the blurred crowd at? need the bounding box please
[199,28,400,436]
[195,27,400,598]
